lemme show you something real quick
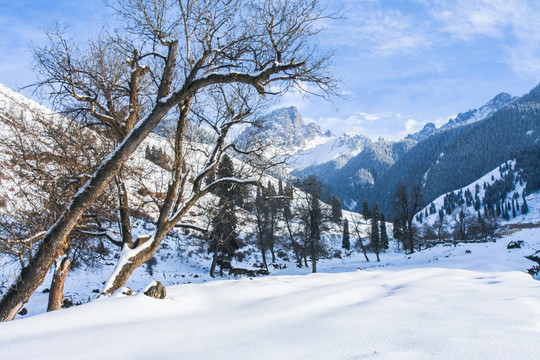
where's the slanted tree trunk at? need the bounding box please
[359,239,370,262]
[284,219,302,267]
[0,100,173,322]
[353,222,370,262]
[47,256,71,312]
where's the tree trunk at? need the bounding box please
[209,240,219,278]
[0,103,171,321]
[354,228,370,262]
[47,256,71,312]
[285,218,302,267]
[260,246,268,270]
[310,239,317,273]
[407,220,415,254]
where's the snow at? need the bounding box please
[416,160,526,228]
[1,83,540,359]
[1,226,539,359]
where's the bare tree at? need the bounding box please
[0,0,334,321]
[0,96,120,311]
[434,210,449,243]
[393,182,423,254]
[281,182,303,267]
[350,215,369,262]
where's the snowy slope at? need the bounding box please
[416,159,537,229]
[289,131,371,169]
[0,228,539,359]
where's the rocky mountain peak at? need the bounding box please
[406,92,518,142]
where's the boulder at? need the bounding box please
[144,281,166,299]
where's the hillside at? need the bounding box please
[406,92,518,141]
[1,84,539,359]
[363,84,540,216]
[0,225,539,359]
[0,83,372,315]
[256,87,533,216]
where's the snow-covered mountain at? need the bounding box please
[236,106,333,151]
[407,92,518,142]
[289,130,372,170]
[406,122,437,142]
[236,106,373,170]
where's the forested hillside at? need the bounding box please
[300,84,540,216]
[369,84,540,215]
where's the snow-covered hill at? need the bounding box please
[0,227,539,359]
[416,159,539,231]
[1,84,539,360]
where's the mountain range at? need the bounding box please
[248,86,540,216]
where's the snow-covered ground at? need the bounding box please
[1,84,539,359]
[0,226,539,359]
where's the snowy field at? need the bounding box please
[0,228,539,359]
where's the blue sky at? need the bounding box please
[1,0,540,140]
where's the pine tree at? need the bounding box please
[342,219,350,251]
[474,195,481,211]
[362,198,370,221]
[210,154,238,277]
[380,213,388,251]
[331,195,343,223]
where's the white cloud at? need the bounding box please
[423,0,540,78]
[313,111,424,141]
[324,5,431,56]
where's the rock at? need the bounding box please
[121,287,134,296]
[144,281,166,299]
[18,308,27,316]
[507,240,523,249]
[229,268,269,277]
[62,299,74,308]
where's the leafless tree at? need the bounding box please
[393,182,423,254]
[0,0,335,320]
[350,215,370,262]
[0,98,119,311]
